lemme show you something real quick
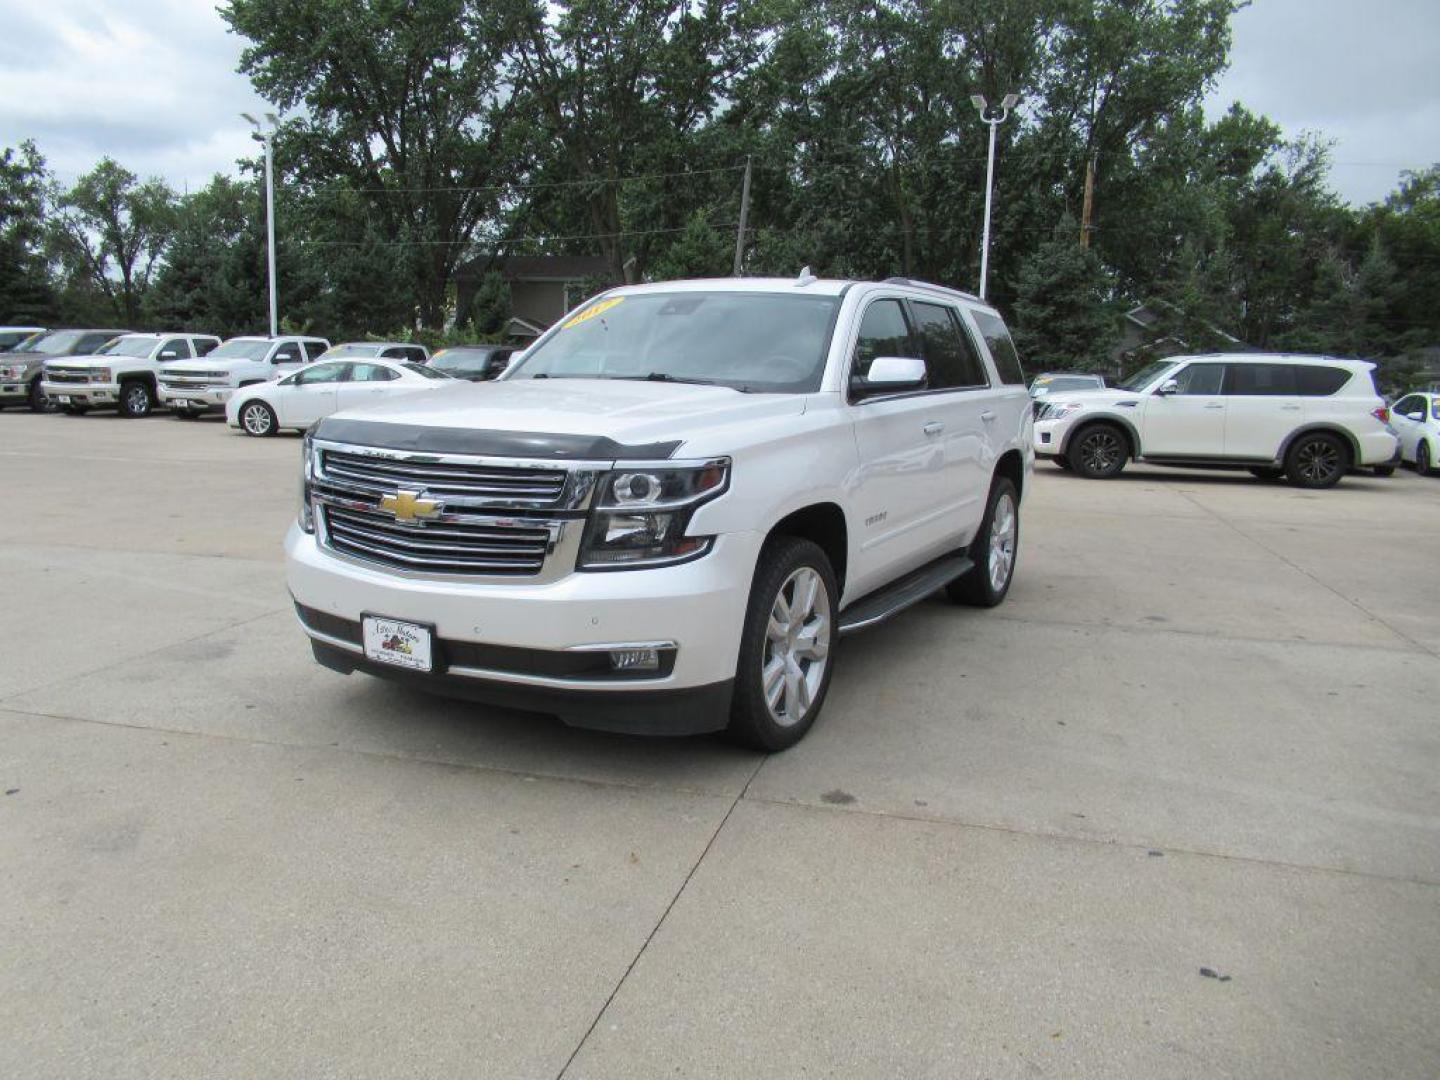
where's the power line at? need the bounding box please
[308,163,748,195]
[295,222,738,247]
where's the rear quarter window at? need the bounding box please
[1293,365,1351,396]
[970,309,1025,385]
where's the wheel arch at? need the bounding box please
[1060,413,1140,459]
[765,502,848,596]
[1278,424,1359,466]
[993,448,1025,500]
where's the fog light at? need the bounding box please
[609,648,660,672]
[1040,431,1051,444]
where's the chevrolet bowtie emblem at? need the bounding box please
[380,489,440,523]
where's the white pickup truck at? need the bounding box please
[286,276,1032,749]
[42,333,221,417]
[158,335,330,418]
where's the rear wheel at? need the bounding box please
[239,400,277,437]
[1285,432,1347,489]
[118,380,152,418]
[1068,424,1128,479]
[1418,440,1434,477]
[948,477,1020,608]
[1248,466,1285,481]
[725,536,837,752]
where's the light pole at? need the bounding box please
[970,93,1020,301]
[241,112,280,336]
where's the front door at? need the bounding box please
[1391,395,1427,459]
[1137,360,1228,456]
[1224,362,1303,460]
[277,361,349,427]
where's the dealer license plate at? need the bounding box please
[54,395,71,404]
[362,616,433,672]
[171,398,191,409]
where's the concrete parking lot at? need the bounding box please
[2,409,1437,1079]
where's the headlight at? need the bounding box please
[298,432,316,533]
[1047,402,1084,420]
[579,459,729,569]
[90,368,112,383]
[0,365,19,379]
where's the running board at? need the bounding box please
[837,555,974,636]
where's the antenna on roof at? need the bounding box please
[795,266,817,287]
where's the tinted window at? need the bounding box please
[911,301,987,389]
[1171,362,1225,395]
[195,338,219,356]
[160,338,190,359]
[291,361,349,385]
[403,362,451,380]
[350,364,399,383]
[1293,365,1350,396]
[272,344,302,363]
[970,309,1025,385]
[1227,363,1297,396]
[80,333,120,354]
[302,340,328,361]
[1394,395,1425,420]
[851,299,915,382]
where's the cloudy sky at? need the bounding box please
[0,0,1435,206]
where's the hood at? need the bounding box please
[321,377,807,451]
[44,354,107,370]
[1041,387,1143,408]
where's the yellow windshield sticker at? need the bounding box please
[563,297,624,329]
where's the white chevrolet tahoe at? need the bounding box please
[286,277,1033,749]
[41,332,221,417]
[1033,354,1398,487]
[158,335,330,418]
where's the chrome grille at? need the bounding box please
[46,369,93,384]
[323,505,553,575]
[321,449,568,504]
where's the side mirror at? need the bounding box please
[159,350,178,360]
[272,353,297,364]
[1155,379,1180,396]
[856,355,927,396]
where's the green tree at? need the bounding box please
[0,140,56,322]
[1011,217,1116,370]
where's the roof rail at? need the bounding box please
[880,276,983,303]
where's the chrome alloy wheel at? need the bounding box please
[241,402,273,436]
[1295,438,1341,484]
[762,566,832,727]
[1078,429,1122,473]
[988,491,1017,592]
[123,383,150,415]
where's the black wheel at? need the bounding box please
[725,536,838,752]
[948,477,1020,608]
[118,380,152,418]
[1068,423,1128,479]
[1248,466,1285,481]
[1418,440,1434,477]
[1285,432,1347,489]
[239,400,277,437]
[28,379,56,413]
[1372,465,1395,477]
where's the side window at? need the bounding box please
[1171,363,1225,395]
[1294,366,1350,396]
[195,338,219,356]
[293,361,349,385]
[969,309,1025,385]
[1394,395,1424,420]
[1227,363,1297,396]
[405,347,427,364]
[911,301,987,390]
[272,343,302,364]
[380,347,408,360]
[159,338,190,360]
[80,333,115,354]
[350,364,399,383]
[303,340,328,361]
[851,299,916,382]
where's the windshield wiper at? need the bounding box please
[611,372,726,387]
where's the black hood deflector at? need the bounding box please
[312,417,680,461]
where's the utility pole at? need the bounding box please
[1079,155,1096,249]
[970,93,1020,300]
[732,156,752,276]
[242,112,281,336]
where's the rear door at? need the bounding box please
[1137,360,1227,455]
[1223,363,1302,460]
[335,363,402,411]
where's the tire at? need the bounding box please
[1285,432,1347,489]
[725,536,838,752]
[1418,440,1434,477]
[239,400,277,437]
[1067,423,1128,479]
[27,379,56,413]
[118,380,152,418]
[948,477,1020,608]
[1248,466,1285,481]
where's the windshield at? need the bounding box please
[207,339,273,361]
[1117,359,1180,392]
[1033,375,1102,393]
[403,362,452,379]
[98,336,158,358]
[10,332,45,352]
[510,291,842,393]
[26,330,95,355]
[318,343,383,361]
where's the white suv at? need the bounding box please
[285,276,1033,749]
[41,332,220,417]
[157,335,330,418]
[1033,354,1398,488]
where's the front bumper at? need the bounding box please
[285,523,760,734]
[41,380,120,407]
[1032,418,1066,458]
[158,386,233,411]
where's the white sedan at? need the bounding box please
[226,357,457,436]
[1390,392,1439,475]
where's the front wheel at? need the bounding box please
[1068,424,1128,479]
[118,380,153,418]
[948,477,1020,608]
[1285,432,1347,489]
[239,400,277,437]
[726,536,838,752]
[1417,440,1434,477]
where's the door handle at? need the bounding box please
[1281,404,1301,411]
[1204,402,1225,409]
[923,421,944,436]
[980,411,997,422]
